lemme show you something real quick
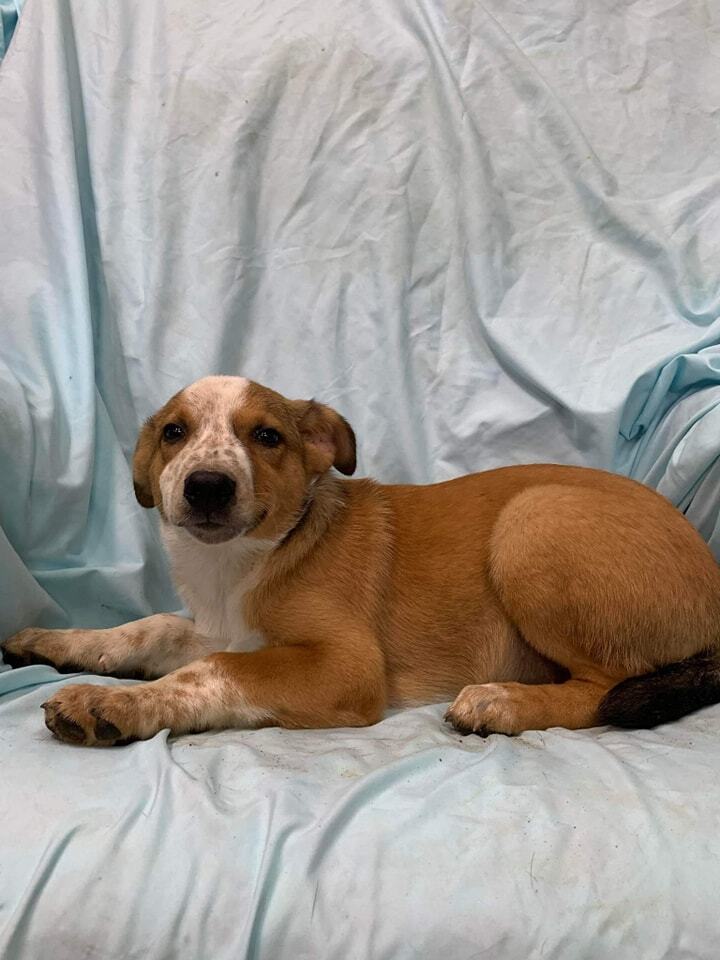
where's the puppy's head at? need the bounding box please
[132,376,355,544]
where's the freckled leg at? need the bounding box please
[1,614,224,679]
[41,645,386,746]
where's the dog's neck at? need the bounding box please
[270,473,348,573]
[160,473,349,639]
[161,524,276,637]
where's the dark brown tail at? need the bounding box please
[597,651,720,729]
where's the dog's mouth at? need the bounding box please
[182,519,238,544]
[180,509,268,544]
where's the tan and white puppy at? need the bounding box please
[4,375,720,747]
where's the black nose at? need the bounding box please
[183,471,236,513]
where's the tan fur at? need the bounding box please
[5,376,720,746]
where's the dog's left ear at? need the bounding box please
[132,415,158,508]
[292,400,356,476]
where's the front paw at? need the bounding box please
[1,628,86,673]
[42,684,141,746]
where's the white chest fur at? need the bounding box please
[162,527,274,652]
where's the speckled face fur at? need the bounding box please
[157,377,257,543]
[131,375,357,545]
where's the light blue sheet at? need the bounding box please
[2,0,720,957]
[2,662,720,960]
[0,0,23,61]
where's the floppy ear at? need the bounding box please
[132,416,158,508]
[293,400,356,476]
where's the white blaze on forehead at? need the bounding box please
[182,375,253,414]
[159,375,256,523]
[180,376,253,439]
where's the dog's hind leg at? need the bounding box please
[445,674,615,735]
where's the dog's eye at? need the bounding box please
[162,423,186,443]
[253,426,282,448]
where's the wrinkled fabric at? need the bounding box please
[0,0,23,61]
[630,386,720,552]
[2,0,720,636]
[2,0,720,957]
[2,666,720,960]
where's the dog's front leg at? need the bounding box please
[1,614,223,679]
[41,644,386,746]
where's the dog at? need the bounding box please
[4,375,720,746]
